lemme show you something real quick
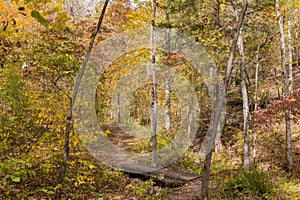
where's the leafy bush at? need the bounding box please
[224,168,273,199]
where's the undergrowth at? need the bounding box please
[228,168,272,198]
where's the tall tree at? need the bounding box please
[150,0,158,166]
[165,0,171,134]
[55,0,110,199]
[295,3,299,67]
[287,2,293,90]
[253,44,260,164]
[275,0,293,172]
[231,0,250,170]
[200,1,248,198]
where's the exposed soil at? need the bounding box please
[163,178,203,200]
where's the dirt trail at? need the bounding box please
[102,122,204,199]
[163,179,203,200]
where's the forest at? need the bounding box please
[0,0,300,199]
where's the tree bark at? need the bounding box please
[200,2,248,199]
[239,27,250,170]
[232,0,250,170]
[200,149,213,199]
[150,0,158,166]
[213,68,225,154]
[275,0,293,172]
[295,7,299,67]
[253,44,260,164]
[165,0,171,134]
[254,45,260,112]
[117,93,121,123]
[214,0,221,28]
[287,12,293,90]
[55,0,110,199]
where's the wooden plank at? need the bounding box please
[162,169,201,183]
[115,162,201,184]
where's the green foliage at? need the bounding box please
[0,67,37,153]
[133,131,172,153]
[126,179,154,199]
[26,32,82,74]
[180,151,202,174]
[126,178,165,200]
[31,10,47,28]
[0,157,36,186]
[224,168,274,199]
[100,167,126,188]
[0,66,26,112]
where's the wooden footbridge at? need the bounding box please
[102,122,201,184]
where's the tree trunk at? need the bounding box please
[117,93,121,123]
[295,8,299,67]
[214,107,225,153]
[275,0,293,172]
[214,0,221,28]
[254,45,260,112]
[239,30,250,170]
[287,12,293,90]
[150,0,158,166]
[200,2,248,198]
[232,1,250,170]
[214,68,225,154]
[253,45,260,164]
[200,150,213,199]
[55,1,110,199]
[165,0,171,133]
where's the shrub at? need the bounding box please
[224,168,273,199]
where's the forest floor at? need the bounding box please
[102,119,300,199]
[103,122,204,199]
[163,178,202,200]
